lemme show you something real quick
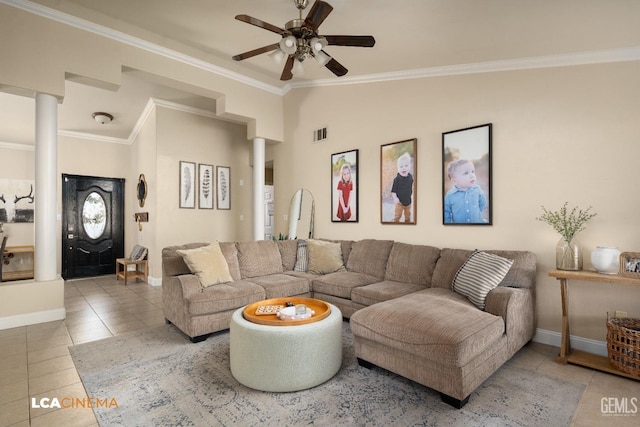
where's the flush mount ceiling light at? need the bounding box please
[92,112,113,124]
[232,0,375,81]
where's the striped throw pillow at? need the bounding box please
[294,240,309,272]
[452,250,513,310]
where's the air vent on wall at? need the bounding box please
[313,127,328,142]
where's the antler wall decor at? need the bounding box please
[14,185,34,204]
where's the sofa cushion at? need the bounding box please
[346,239,394,279]
[162,242,209,277]
[385,242,441,286]
[349,288,505,367]
[294,240,308,272]
[307,239,346,274]
[485,250,537,289]
[186,280,265,315]
[311,271,380,299]
[351,280,426,306]
[237,240,284,278]
[246,273,311,299]
[452,251,514,310]
[277,240,298,271]
[177,242,234,288]
[219,242,242,281]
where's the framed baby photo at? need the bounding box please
[620,252,640,278]
[179,161,196,209]
[442,123,492,225]
[331,149,359,222]
[380,138,417,225]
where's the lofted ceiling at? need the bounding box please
[1,0,640,145]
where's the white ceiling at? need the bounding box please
[2,0,640,145]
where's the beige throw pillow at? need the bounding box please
[177,242,233,288]
[307,239,346,274]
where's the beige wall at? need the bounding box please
[275,61,640,342]
[153,107,254,277]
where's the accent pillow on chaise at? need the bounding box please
[452,250,513,310]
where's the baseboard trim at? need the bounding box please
[533,328,607,357]
[0,308,66,330]
[148,276,162,287]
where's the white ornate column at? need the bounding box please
[34,93,58,281]
[253,137,265,240]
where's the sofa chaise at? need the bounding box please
[162,238,536,408]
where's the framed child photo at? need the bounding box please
[198,163,214,209]
[331,149,358,222]
[179,161,196,209]
[380,138,417,224]
[620,252,640,278]
[442,123,492,225]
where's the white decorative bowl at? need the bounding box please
[591,246,621,274]
[277,306,315,321]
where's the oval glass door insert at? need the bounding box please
[83,192,107,239]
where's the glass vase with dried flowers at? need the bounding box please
[537,202,597,270]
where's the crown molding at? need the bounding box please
[285,45,640,91]
[57,130,130,145]
[0,141,34,151]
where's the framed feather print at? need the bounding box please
[216,166,231,210]
[179,161,196,209]
[198,163,214,209]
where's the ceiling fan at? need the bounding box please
[232,0,375,81]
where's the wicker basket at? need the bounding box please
[607,314,640,376]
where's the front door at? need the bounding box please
[62,174,124,279]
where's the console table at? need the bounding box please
[2,245,35,281]
[549,269,640,380]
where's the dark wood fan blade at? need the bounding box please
[325,57,348,77]
[233,44,279,61]
[281,56,294,81]
[304,1,333,31]
[325,35,376,47]
[235,14,285,35]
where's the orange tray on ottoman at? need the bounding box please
[242,297,331,326]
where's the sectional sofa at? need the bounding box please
[162,238,536,408]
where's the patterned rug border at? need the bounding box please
[69,322,585,426]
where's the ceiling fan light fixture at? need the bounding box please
[269,48,287,65]
[92,112,113,125]
[310,37,327,53]
[279,35,297,55]
[313,50,331,66]
[291,58,305,76]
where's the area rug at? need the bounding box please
[70,322,584,426]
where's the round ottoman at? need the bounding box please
[230,302,342,392]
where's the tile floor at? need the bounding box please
[1,276,638,426]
